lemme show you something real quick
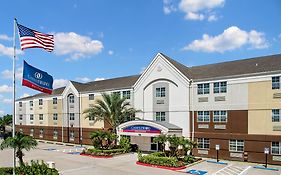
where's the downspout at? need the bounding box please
[79,92,82,146]
[189,79,194,141]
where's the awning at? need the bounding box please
[117,120,182,137]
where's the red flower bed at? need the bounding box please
[136,161,186,171]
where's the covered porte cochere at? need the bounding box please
[117,120,182,151]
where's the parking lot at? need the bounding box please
[0,141,280,175]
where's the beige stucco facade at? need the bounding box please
[248,80,281,135]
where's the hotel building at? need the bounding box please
[16,53,281,164]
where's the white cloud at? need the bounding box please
[1,67,23,80]
[20,93,30,98]
[53,79,68,88]
[94,77,105,81]
[0,85,13,93]
[163,0,177,14]
[208,14,218,22]
[108,50,114,55]
[0,43,24,58]
[183,26,268,53]
[76,77,92,83]
[54,32,103,61]
[140,67,146,74]
[2,98,12,104]
[0,34,13,41]
[178,0,224,21]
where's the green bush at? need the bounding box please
[0,167,13,175]
[86,148,125,156]
[0,160,59,175]
[183,155,195,164]
[138,153,184,167]
[119,136,131,153]
[149,152,166,157]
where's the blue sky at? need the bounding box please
[0,0,281,115]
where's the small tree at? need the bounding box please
[0,114,12,134]
[0,132,38,166]
[90,130,118,149]
[153,134,168,153]
[84,93,140,133]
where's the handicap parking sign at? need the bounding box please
[187,169,208,175]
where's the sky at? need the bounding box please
[0,0,281,116]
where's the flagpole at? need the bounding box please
[12,18,17,175]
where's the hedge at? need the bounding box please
[85,148,126,156]
[138,154,184,167]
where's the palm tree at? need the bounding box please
[0,132,38,166]
[0,114,12,134]
[83,93,140,133]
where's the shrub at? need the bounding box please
[183,155,195,164]
[0,167,13,175]
[149,152,166,157]
[119,136,131,153]
[0,160,59,175]
[86,148,125,156]
[138,154,184,167]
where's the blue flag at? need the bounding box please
[22,61,53,94]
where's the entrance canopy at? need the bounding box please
[117,120,182,137]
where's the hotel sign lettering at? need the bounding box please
[123,125,161,134]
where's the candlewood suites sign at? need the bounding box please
[123,125,161,133]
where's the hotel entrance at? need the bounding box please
[117,120,182,151]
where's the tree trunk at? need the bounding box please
[16,150,24,166]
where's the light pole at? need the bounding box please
[216,144,220,162]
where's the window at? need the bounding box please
[113,91,121,96]
[39,114,43,120]
[30,114,34,121]
[214,82,227,93]
[88,116,95,121]
[155,112,166,121]
[70,113,75,120]
[156,87,165,97]
[197,83,210,94]
[197,138,210,149]
[272,142,281,155]
[19,115,23,120]
[197,111,210,122]
[53,129,58,140]
[213,111,227,122]
[89,94,95,100]
[19,102,22,107]
[272,109,280,122]
[29,101,33,107]
[53,113,58,121]
[39,99,43,105]
[53,98,57,104]
[122,91,131,99]
[69,95,74,103]
[272,76,280,89]
[229,140,244,152]
[151,137,157,151]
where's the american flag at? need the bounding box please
[17,23,54,52]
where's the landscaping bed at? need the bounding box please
[81,148,126,158]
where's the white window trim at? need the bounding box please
[271,142,281,155]
[229,140,244,152]
[197,111,210,122]
[213,111,228,123]
[197,138,210,150]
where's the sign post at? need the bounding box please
[215,145,220,162]
[264,148,269,168]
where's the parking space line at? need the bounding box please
[212,164,232,175]
[239,166,251,175]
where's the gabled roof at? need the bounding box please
[17,53,281,101]
[190,54,281,81]
[17,87,65,101]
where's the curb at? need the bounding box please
[136,161,186,171]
